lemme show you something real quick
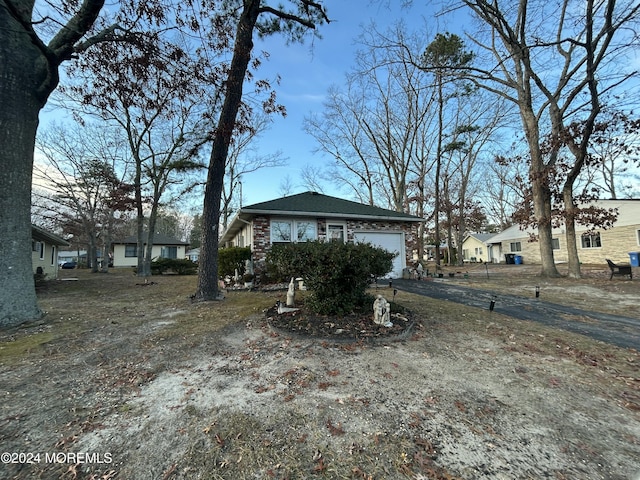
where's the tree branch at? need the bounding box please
[258,6,314,29]
[48,0,106,61]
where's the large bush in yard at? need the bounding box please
[218,247,252,278]
[266,241,395,316]
[150,258,198,275]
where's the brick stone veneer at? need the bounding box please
[249,215,419,275]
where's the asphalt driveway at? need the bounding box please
[391,278,640,350]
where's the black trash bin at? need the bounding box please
[505,254,516,264]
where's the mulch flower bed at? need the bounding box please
[265,300,415,342]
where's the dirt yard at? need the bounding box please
[1,266,639,479]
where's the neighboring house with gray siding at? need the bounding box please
[220,191,424,278]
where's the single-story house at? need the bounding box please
[485,199,640,265]
[32,225,69,278]
[57,250,84,265]
[461,233,495,263]
[220,191,424,278]
[186,248,200,263]
[112,233,189,267]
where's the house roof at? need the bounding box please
[32,225,70,246]
[114,233,189,245]
[464,233,496,243]
[221,191,423,244]
[243,191,422,220]
[485,225,531,244]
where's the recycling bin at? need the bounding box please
[630,252,639,267]
[514,255,523,265]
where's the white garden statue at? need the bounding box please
[286,277,296,307]
[373,295,393,327]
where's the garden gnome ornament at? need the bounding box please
[286,277,296,307]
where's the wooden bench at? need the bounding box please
[606,259,633,280]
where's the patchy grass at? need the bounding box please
[392,286,640,413]
[182,407,455,480]
[0,330,55,364]
[1,268,639,480]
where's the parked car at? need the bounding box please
[61,261,77,269]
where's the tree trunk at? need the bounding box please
[144,205,160,276]
[88,231,99,272]
[0,9,57,326]
[521,109,560,277]
[195,2,260,301]
[135,156,146,277]
[563,189,581,278]
[456,204,465,267]
[530,175,559,276]
[433,77,443,266]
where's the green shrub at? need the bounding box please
[264,243,308,282]
[266,241,395,316]
[218,247,252,278]
[150,258,198,275]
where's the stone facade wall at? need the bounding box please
[251,216,270,269]
[246,215,420,273]
[578,225,640,264]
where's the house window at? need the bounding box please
[552,238,560,250]
[161,246,177,259]
[475,247,483,256]
[32,241,44,259]
[271,220,317,243]
[581,232,601,249]
[637,229,640,245]
[271,220,292,243]
[125,244,137,257]
[462,249,469,260]
[296,221,316,242]
[51,246,56,266]
[327,224,345,242]
[509,242,521,252]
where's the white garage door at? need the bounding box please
[353,231,405,278]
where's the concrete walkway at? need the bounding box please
[391,278,640,351]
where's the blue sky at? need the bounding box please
[240,1,459,206]
[36,2,465,208]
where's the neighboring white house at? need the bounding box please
[485,199,640,265]
[220,191,424,278]
[32,225,69,278]
[112,233,189,267]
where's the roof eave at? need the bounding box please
[31,225,70,247]
[241,208,424,222]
